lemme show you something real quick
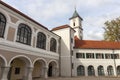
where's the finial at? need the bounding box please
[74,4,76,11]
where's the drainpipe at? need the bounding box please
[58,37,61,77]
[113,49,117,76]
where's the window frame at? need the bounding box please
[0,13,6,38]
[36,32,46,49]
[16,23,32,45]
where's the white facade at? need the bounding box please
[0,1,120,80]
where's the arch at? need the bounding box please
[117,66,120,75]
[16,23,32,45]
[0,55,7,66]
[48,60,58,77]
[50,38,57,52]
[8,55,33,80]
[0,12,7,38]
[36,32,46,49]
[8,55,33,67]
[33,58,47,67]
[98,65,104,76]
[88,65,95,76]
[77,65,85,76]
[107,65,114,76]
[32,58,47,79]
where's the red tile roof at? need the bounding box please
[75,36,120,49]
[51,24,75,31]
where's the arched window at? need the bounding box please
[98,65,104,76]
[50,38,57,52]
[36,32,46,49]
[107,65,114,76]
[117,66,120,75]
[16,24,32,45]
[88,65,95,76]
[0,13,6,38]
[77,65,85,76]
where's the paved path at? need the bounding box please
[40,76,120,80]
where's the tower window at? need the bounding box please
[73,22,75,26]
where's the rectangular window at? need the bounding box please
[72,63,74,69]
[111,54,119,59]
[15,67,20,75]
[71,38,73,43]
[86,53,94,59]
[96,53,104,59]
[114,54,119,59]
[76,53,85,58]
[71,50,73,56]
[105,54,111,59]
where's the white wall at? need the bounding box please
[72,49,120,76]
[53,28,72,77]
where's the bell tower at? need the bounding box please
[69,9,83,40]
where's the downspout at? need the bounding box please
[113,49,117,76]
[58,37,61,77]
[70,28,72,77]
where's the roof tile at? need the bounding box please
[75,36,120,49]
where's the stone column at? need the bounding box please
[55,67,59,77]
[0,66,10,80]
[23,67,33,80]
[44,66,48,78]
[104,66,108,76]
[85,66,88,76]
[95,66,98,76]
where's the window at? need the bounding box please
[98,66,104,76]
[88,65,95,76]
[86,53,94,59]
[114,54,119,59]
[96,53,104,59]
[71,38,73,43]
[71,50,73,56]
[117,66,120,75]
[72,63,74,69]
[36,32,46,49]
[15,67,20,75]
[50,38,57,52]
[107,66,114,76]
[16,24,32,45]
[77,65,85,76]
[73,22,75,26]
[105,54,111,59]
[0,13,6,38]
[76,53,85,58]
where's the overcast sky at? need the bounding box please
[2,0,120,40]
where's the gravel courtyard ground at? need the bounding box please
[42,76,120,80]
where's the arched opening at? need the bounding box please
[77,65,85,76]
[8,56,31,80]
[107,65,114,76]
[16,23,32,45]
[117,66,120,75]
[48,61,57,77]
[36,32,46,50]
[88,65,95,76]
[32,59,46,79]
[98,65,104,76]
[50,38,57,52]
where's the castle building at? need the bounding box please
[0,1,120,80]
